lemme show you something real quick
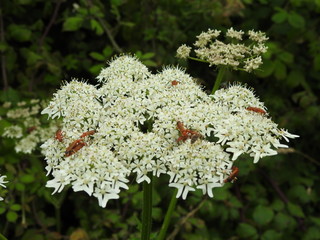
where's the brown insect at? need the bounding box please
[65,139,86,157]
[26,126,37,134]
[224,166,239,183]
[176,121,202,143]
[55,129,64,142]
[171,80,179,86]
[246,107,266,115]
[79,130,96,138]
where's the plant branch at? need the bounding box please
[278,148,320,167]
[259,169,288,203]
[167,197,206,240]
[39,0,62,48]
[86,0,123,53]
[0,9,8,90]
[260,169,306,230]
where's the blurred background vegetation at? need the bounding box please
[0,0,319,239]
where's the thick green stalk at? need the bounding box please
[0,233,8,240]
[141,173,153,240]
[156,189,178,240]
[211,67,226,95]
[55,205,61,233]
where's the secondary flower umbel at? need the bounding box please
[176,28,268,72]
[41,55,298,207]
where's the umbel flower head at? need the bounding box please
[176,28,268,72]
[41,55,298,207]
[2,99,60,154]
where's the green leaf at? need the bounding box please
[271,199,284,211]
[6,211,18,222]
[142,60,157,67]
[274,212,296,230]
[212,187,228,200]
[253,205,274,225]
[8,24,32,42]
[151,207,162,221]
[21,230,44,240]
[278,51,294,64]
[89,64,104,75]
[89,52,105,61]
[287,202,305,217]
[10,204,21,211]
[314,54,320,71]
[274,60,287,80]
[0,207,6,214]
[111,0,123,7]
[287,70,305,88]
[20,48,42,65]
[0,42,8,52]
[256,59,274,78]
[288,184,310,203]
[303,227,320,240]
[20,174,35,183]
[15,182,26,191]
[261,229,282,240]
[47,62,61,75]
[140,52,155,59]
[88,5,104,17]
[272,11,288,23]
[103,46,113,57]
[0,88,20,102]
[18,0,32,4]
[63,16,84,31]
[310,216,320,227]
[292,91,316,108]
[288,12,305,29]
[120,21,135,27]
[90,19,103,35]
[63,55,79,70]
[236,223,258,239]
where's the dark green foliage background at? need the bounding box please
[0,0,319,239]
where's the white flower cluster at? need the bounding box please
[176,28,268,72]
[0,174,8,201]
[2,100,60,154]
[41,55,298,207]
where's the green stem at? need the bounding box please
[187,56,209,63]
[141,172,153,240]
[0,233,8,240]
[55,205,61,233]
[211,67,226,95]
[156,189,178,240]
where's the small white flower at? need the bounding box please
[169,183,195,200]
[226,27,244,40]
[176,44,191,59]
[0,174,8,188]
[248,30,269,43]
[2,126,23,138]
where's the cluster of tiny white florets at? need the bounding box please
[0,173,8,201]
[176,28,268,72]
[41,55,298,207]
[2,100,60,154]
